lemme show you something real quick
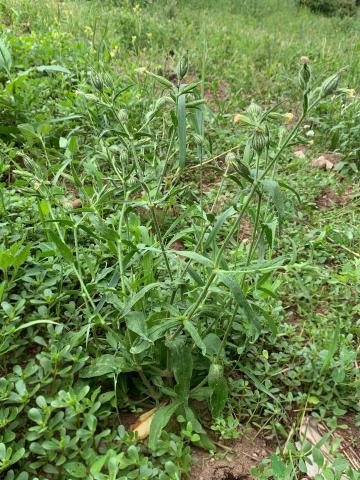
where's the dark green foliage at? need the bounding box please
[298,0,357,16]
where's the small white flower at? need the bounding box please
[303,124,310,129]
[306,130,315,137]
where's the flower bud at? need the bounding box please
[117,109,128,123]
[251,128,268,154]
[177,53,188,81]
[320,72,340,97]
[193,133,204,146]
[154,96,169,110]
[119,147,128,163]
[103,72,114,90]
[90,70,104,93]
[246,102,262,120]
[225,152,236,164]
[299,63,311,90]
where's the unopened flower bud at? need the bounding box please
[246,102,262,120]
[251,128,268,153]
[320,72,340,97]
[155,96,169,110]
[225,152,236,164]
[90,70,104,93]
[117,109,128,123]
[193,133,204,146]
[103,72,114,89]
[178,53,188,80]
[119,147,128,163]
[299,58,311,90]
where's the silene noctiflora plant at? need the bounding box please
[19,54,345,451]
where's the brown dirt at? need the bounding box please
[171,240,186,251]
[205,80,231,106]
[190,431,269,480]
[315,186,352,209]
[293,144,308,159]
[284,302,303,325]
[337,414,360,458]
[119,411,135,429]
[236,214,252,243]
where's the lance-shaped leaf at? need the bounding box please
[171,250,214,268]
[120,282,160,318]
[0,40,12,73]
[48,231,74,263]
[148,400,182,450]
[205,207,235,248]
[169,340,193,399]
[208,363,228,418]
[218,272,260,334]
[262,179,285,222]
[184,319,206,355]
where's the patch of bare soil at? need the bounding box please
[191,431,269,480]
[236,214,252,243]
[205,80,231,106]
[338,414,360,458]
[315,186,352,209]
[293,144,308,159]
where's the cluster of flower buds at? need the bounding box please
[89,69,114,93]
